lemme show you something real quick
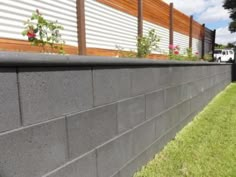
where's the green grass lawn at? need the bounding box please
[134,83,236,177]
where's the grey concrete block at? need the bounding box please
[44,151,97,177]
[158,67,172,89]
[18,67,93,125]
[202,66,208,77]
[191,93,204,113]
[117,96,145,133]
[185,66,196,82]
[0,68,20,132]
[67,104,117,159]
[189,81,201,98]
[180,83,192,101]
[132,119,156,156]
[161,106,180,130]
[97,131,133,177]
[146,90,165,119]
[119,150,149,177]
[146,124,178,161]
[169,67,184,86]
[155,115,170,139]
[93,68,131,106]
[165,85,181,108]
[111,172,120,177]
[130,67,157,96]
[195,66,204,79]
[178,100,191,122]
[0,118,67,177]
[146,134,170,161]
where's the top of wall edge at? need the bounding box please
[0,52,231,67]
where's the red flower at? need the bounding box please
[27,32,36,38]
[195,52,199,55]
[174,51,179,55]
[27,28,36,39]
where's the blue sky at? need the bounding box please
[163,0,236,45]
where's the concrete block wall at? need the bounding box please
[0,52,232,177]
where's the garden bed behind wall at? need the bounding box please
[0,52,232,177]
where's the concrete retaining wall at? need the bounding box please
[0,52,232,177]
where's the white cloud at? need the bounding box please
[163,0,206,15]
[163,0,230,23]
[216,26,236,45]
[197,5,230,23]
[163,0,235,44]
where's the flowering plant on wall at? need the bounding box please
[185,48,201,61]
[22,9,65,54]
[169,44,182,60]
[169,45,201,61]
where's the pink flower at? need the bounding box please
[195,52,199,55]
[169,44,175,50]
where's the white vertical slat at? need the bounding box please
[192,38,202,56]
[173,32,189,54]
[0,0,78,46]
[143,21,169,54]
[85,0,137,51]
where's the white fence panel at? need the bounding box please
[192,38,202,56]
[85,0,137,51]
[0,0,78,46]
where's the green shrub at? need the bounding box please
[137,29,160,58]
[22,9,65,54]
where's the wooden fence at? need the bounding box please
[0,0,215,59]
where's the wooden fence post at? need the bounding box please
[212,29,216,59]
[138,0,143,38]
[201,24,205,59]
[169,3,174,50]
[189,15,193,49]
[76,0,86,55]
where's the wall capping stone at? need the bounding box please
[0,51,231,67]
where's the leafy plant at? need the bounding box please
[116,29,160,58]
[137,29,160,58]
[22,9,65,54]
[203,54,213,61]
[115,45,136,58]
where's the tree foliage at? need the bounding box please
[223,0,236,33]
[223,0,236,20]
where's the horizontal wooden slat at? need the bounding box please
[96,0,138,17]
[192,20,203,40]
[97,0,170,28]
[173,9,190,36]
[0,38,168,59]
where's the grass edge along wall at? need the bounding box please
[134,83,236,177]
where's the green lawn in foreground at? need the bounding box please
[134,83,236,177]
